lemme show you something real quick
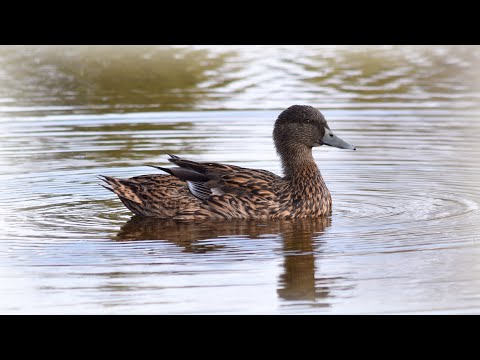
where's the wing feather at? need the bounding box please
[150,155,281,203]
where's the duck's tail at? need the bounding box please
[98,175,142,202]
[98,175,147,215]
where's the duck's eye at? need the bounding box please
[330,134,334,137]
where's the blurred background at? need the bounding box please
[1,45,479,115]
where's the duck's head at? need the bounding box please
[273,105,356,153]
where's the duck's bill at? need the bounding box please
[321,128,356,150]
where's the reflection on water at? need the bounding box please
[0,45,235,114]
[1,45,479,116]
[275,217,333,304]
[1,45,480,314]
[116,216,334,305]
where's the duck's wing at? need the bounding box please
[150,155,282,202]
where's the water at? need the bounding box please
[1,45,480,314]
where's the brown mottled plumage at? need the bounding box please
[100,105,356,220]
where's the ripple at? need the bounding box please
[1,45,479,115]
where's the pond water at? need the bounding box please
[1,45,480,314]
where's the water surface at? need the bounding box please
[1,45,480,314]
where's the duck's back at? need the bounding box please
[101,156,287,220]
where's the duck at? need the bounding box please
[100,105,356,220]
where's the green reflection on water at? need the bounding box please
[304,45,480,98]
[1,45,479,116]
[0,45,236,113]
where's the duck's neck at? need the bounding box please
[277,144,332,216]
[279,145,323,183]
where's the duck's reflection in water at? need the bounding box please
[276,217,331,304]
[115,215,232,253]
[115,215,337,305]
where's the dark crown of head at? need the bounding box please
[277,105,325,125]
